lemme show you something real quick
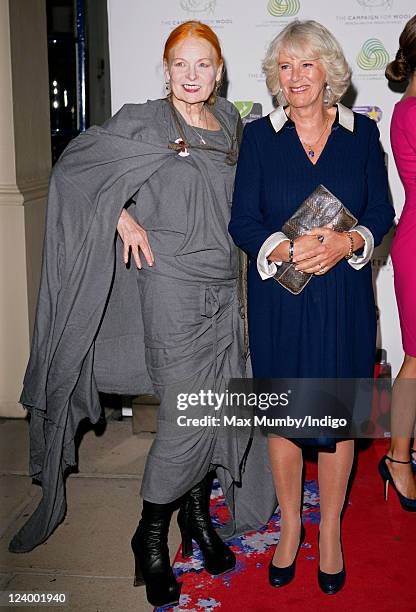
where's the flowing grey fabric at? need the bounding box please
[9,98,276,553]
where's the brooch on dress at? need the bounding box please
[173,138,189,157]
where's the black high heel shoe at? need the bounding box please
[317,533,346,595]
[268,523,305,587]
[378,455,416,512]
[411,448,416,474]
[131,500,181,608]
[178,472,236,576]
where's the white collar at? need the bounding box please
[268,103,355,134]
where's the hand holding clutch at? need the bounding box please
[273,185,357,295]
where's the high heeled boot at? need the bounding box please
[131,499,181,608]
[177,472,236,575]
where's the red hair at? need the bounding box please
[163,20,222,64]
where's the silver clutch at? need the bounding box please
[273,185,358,295]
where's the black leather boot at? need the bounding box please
[131,499,181,608]
[177,472,236,575]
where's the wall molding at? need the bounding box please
[0,176,50,206]
[0,401,27,418]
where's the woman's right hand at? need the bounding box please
[292,234,326,264]
[268,235,325,263]
[116,209,154,269]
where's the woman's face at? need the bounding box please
[278,48,327,109]
[164,35,222,106]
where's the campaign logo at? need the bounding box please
[356,0,392,8]
[352,106,383,122]
[267,0,300,18]
[357,39,390,70]
[180,0,216,14]
[234,101,263,124]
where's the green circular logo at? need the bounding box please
[267,0,300,17]
[357,39,390,70]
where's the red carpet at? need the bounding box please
[157,440,415,612]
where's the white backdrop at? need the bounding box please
[107,0,415,376]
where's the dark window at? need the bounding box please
[46,0,111,164]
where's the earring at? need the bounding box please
[165,81,171,95]
[323,83,332,106]
[276,88,286,106]
[208,80,220,105]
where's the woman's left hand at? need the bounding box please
[294,226,350,275]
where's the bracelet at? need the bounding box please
[288,239,294,263]
[344,231,354,260]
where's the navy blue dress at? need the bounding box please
[229,106,395,447]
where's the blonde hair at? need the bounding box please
[262,20,351,107]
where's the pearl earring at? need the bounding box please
[323,83,332,105]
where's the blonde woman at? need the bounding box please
[230,20,394,594]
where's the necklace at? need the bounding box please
[186,107,208,144]
[188,124,206,144]
[167,99,238,165]
[300,117,330,159]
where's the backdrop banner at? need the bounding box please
[107,0,415,376]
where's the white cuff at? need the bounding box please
[257,232,289,280]
[347,225,374,270]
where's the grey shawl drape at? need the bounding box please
[9,98,276,553]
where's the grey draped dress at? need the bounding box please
[133,117,246,501]
[9,97,276,553]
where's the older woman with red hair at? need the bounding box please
[11,20,250,609]
[121,21,245,607]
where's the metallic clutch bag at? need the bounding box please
[273,184,358,295]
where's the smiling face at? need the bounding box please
[278,48,327,110]
[164,35,222,106]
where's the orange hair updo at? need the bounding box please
[163,20,222,65]
[163,21,223,104]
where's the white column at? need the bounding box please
[0,0,51,417]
